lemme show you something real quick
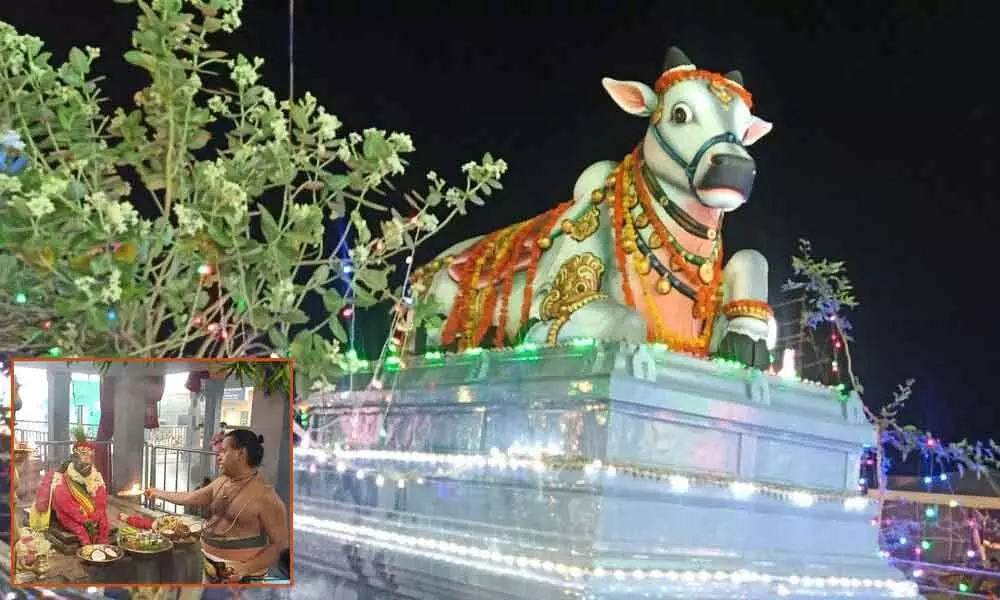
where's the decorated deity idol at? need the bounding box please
[29,427,110,545]
[406,46,777,369]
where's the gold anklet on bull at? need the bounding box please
[410,46,777,370]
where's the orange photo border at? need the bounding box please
[6,356,296,590]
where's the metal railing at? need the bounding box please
[142,443,217,515]
[12,421,100,443]
[145,425,190,447]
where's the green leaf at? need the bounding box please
[356,267,389,294]
[202,50,228,59]
[203,17,223,33]
[68,47,88,74]
[352,285,379,308]
[321,289,345,314]
[187,130,211,150]
[281,309,309,325]
[123,51,156,72]
[362,135,390,160]
[268,327,288,350]
[259,209,281,243]
[326,174,350,191]
[308,265,331,289]
[249,308,275,331]
[326,317,348,343]
[290,104,309,131]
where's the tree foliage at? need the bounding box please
[783,239,999,545]
[0,0,506,396]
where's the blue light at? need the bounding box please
[939,473,947,481]
[899,536,908,545]
[923,476,932,484]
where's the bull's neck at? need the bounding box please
[634,144,722,258]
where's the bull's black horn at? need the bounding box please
[663,46,693,71]
[725,69,744,86]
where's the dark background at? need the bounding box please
[5,1,998,445]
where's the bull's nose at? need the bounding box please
[710,154,755,173]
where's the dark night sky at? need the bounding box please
[6,1,999,443]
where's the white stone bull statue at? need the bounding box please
[404,47,778,369]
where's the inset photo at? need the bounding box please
[7,358,293,588]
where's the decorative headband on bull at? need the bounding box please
[601,46,773,205]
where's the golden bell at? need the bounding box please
[622,239,637,254]
[655,277,672,295]
[634,255,652,275]
[537,237,552,250]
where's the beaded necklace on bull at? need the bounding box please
[599,153,723,352]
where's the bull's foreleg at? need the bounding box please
[710,249,778,370]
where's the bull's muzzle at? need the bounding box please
[701,153,756,199]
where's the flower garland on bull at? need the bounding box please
[28,427,110,545]
[409,49,774,361]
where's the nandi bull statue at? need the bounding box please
[405,46,777,370]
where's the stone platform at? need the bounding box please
[297,341,920,599]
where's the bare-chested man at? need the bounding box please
[146,429,289,583]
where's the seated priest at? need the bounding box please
[29,429,111,545]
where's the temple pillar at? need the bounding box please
[249,389,288,494]
[200,378,225,453]
[46,370,71,464]
[112,365,164,494]
[188,378,224,489]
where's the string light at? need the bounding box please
[293,514,918,596]
[14,291,27,304]
[303,448,868,508]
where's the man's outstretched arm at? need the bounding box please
[147,478,218,507]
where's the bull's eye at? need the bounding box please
[670,103,693,124]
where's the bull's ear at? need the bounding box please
[601,78,657,117]
[743,115,773,146]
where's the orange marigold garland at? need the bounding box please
[494,217,537,347]
[442,202,574,350]
[721,299,773,322]
[519,202,571,337]
[610,159,637,309]
[441,230,498,346]
[653,69,753,109]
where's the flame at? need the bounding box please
[778,348,797,379]
[117,482,143,497]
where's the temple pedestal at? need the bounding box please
[296,342,920,599]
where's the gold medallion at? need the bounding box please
[648,233,663,249]
[655,277,672,295]
[706,228,717,240]
[698,262,714,284]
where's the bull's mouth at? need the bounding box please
[695,187,746,211]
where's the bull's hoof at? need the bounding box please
[713,332,771,371]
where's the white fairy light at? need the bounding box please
[319,449,870,511]
[293,513,918,597]
[730,481,757,499]
[667,475,690,492]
